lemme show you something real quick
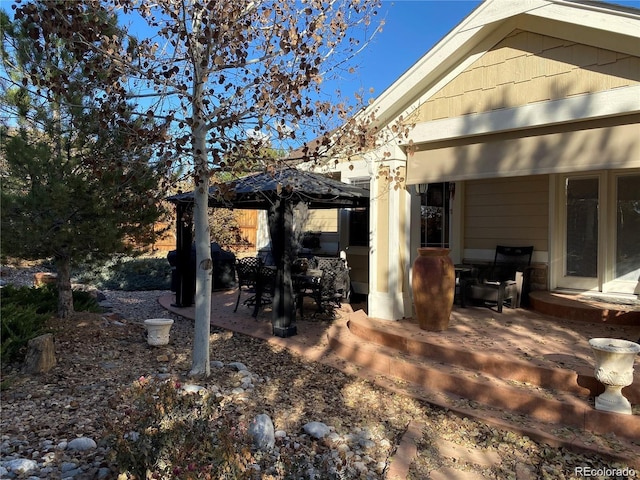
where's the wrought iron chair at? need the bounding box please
[316,268,345,316]
[315,257,351,302]
[467,245,533,313]
[296,256,350,318]
[253,265,277,317]
[234,257,263,312]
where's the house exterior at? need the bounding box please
[330,0,640,320]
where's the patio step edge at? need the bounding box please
[346,310,640,404]
[327,316,640,443]
[529,291,640,325]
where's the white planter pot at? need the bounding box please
[144,318,174,346]
[589,338,640,415]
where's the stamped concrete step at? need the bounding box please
[529,291,640,325]
[326,314,640,445]
[345,310,640,404]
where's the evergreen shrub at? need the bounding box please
[0,284,100,364]
[76,256,171,291]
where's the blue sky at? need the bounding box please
[341,0,640,101]
[348,1,482,97]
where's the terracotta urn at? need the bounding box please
[411,247,455,331]
[589,338,640,415]
[144,318,174,346]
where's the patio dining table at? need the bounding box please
[251,266,324,318]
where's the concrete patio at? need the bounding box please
[159,288,640,470]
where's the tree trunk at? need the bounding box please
[24,333,57,374]
[191,175,212,376]
[189,80,212,377]
[55,256,74,319]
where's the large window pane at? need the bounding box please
[616,174,640,281]
[566,178,598,277]
[420,182,450,248]
[349,179,370,246]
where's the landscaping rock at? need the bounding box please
[248,414,275,451]
[23,333,56,374]
[4,458,38,474]
[303,421,331,439]
[67,437,97,451]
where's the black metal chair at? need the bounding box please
[315,257,351,302]
[295,256,350,318]
[234,257,262,312]
[253,265,277,317]
[316,268,344,316]
[467,245,533,313]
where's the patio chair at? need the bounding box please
[467,245,533,313]
[252,265,277,317]
[315,257,351,302]
[296,268,343,318]
[234,257,263,312]
[295,256,350,318]
[316,268,345,316]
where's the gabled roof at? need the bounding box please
[368,0,640,130]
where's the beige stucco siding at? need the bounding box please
[305,209,338,232]
[464,175,548,252]
[410,30,639,122]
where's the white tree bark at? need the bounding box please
[189,8,213,377]
[190,170,212,377]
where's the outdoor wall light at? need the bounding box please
[415,183,429,195]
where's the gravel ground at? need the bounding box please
[1,265,638,479]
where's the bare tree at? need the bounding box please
[14,0,383,376]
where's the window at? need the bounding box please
[349,178,370,246]
[420,182,451,248]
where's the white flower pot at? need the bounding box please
[144,318,174,346]
[589,338,640,415]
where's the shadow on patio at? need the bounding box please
[159,289,640,467]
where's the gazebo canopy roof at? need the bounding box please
[167,167,370,210]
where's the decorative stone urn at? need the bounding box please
[411,247,455,331]
[144,318,174,346]
[588,338,640,415]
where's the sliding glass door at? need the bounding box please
[611,173,640,294]
[557,171,639,294]
[560,176,600,290]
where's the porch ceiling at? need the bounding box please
[406,116,640,184]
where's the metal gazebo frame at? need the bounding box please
[167,167,370,337]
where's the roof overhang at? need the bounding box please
[406,114,640,184]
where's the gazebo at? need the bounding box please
[167,166,370,337]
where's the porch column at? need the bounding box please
[368,156,413,320]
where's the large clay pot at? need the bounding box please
[412,247,455,331]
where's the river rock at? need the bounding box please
[67,437,97,451]
[303,421,331,439]
[248,414,275,451]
